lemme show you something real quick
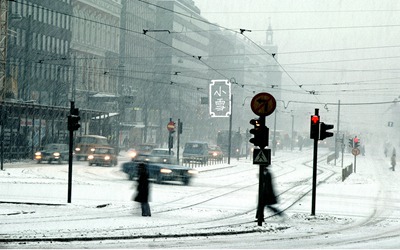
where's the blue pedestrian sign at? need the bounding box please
[209,80,231,117]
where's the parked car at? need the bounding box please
[182,141,209,164]
[87,146,118,167]
[127,143,158,161]
[34,143,69,164]
[208,145,224,160]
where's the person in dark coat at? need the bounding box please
[263,168,282,215]
[255,167,284,221]
[134,163,151,216]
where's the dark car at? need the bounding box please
[34,143,69,164]
[182,141,209,164]
[208,145,224,160]
[144,148,177,164]
[127,143,158,161]
[87,146,118,167]
[122,162,197,185]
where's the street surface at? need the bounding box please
[1,147,400,248]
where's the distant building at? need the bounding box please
[7,0,72,105]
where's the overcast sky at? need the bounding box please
[194,0,400,134]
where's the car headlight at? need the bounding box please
[163,158,168,162]
[188,169,198,175]
[129,151,137,158]
[213,152,218,157]
[35,152,41,156]
[90,148,95,152]
[53,152,60,157]
[75,148,81,152]
[104,155,111,161]
[88,155,94,160]
[160,168,172,174]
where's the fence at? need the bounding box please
[342,163,353,181]
[183,157,225,168]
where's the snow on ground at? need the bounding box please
[1,147,400,248]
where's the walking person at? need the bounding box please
[133,163,151,216]
[263,167,283,216]
[391,148,396,171]
[255,167,284,221]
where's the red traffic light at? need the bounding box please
[311,115,319,124]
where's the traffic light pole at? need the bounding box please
[68,101,74,203]
[256,115,266,226]
[311,108,319,216]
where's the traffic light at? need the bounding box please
[68,108,80,131]
[319,122,334,140]
[310,115,320,139]
[178,121,183,134]
[249,119,269,148]
[348,139,353,148]
[353,137,360,148]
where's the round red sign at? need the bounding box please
[167,121,175,131]
[250,92,276,116]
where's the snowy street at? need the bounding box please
[1,147,400,248]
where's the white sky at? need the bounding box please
[193,0,400,134]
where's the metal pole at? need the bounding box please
[311,108,319,216]
[228,94,233,164]
[290,114,294,151]
[257,164,265,226]
[177,119,180,164]
[67,101,74,203]
[334,100,340,166]
[273,109,277,156]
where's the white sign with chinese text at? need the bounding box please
[209,80,231,117]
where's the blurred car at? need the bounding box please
[127,143,158,161]
[208,145,224,160]
[144,148,177,164]
[87,146,118,167]
[34,143,69,164]
[121,162,197,185]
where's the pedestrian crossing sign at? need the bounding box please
[253,148,271,165]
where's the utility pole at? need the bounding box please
[228,94,233,164]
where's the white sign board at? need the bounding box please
[209,80,231,117]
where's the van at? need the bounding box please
[182,141,209,164]
[74,135,110,160]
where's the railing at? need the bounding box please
[342,163,353,181]
[183,157,225,168]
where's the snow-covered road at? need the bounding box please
[1,147,400,248]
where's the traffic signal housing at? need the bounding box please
[310,115,320,139]
[348,139,353,148]
[68,108,81,131]
[319,122,334,140]
[249,118,269,148]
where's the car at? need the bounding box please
[121,161,197,185]
[34,143,69,164]
[87,146,118,167]
[144,148,177,164]
[74,135,110,161]
[128,143,158,161]
[182,141,209,164]
[208,145,224,160]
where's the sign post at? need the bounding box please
[249,92,276,226]
[167,119,175,155]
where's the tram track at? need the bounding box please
[1,150,340,243]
